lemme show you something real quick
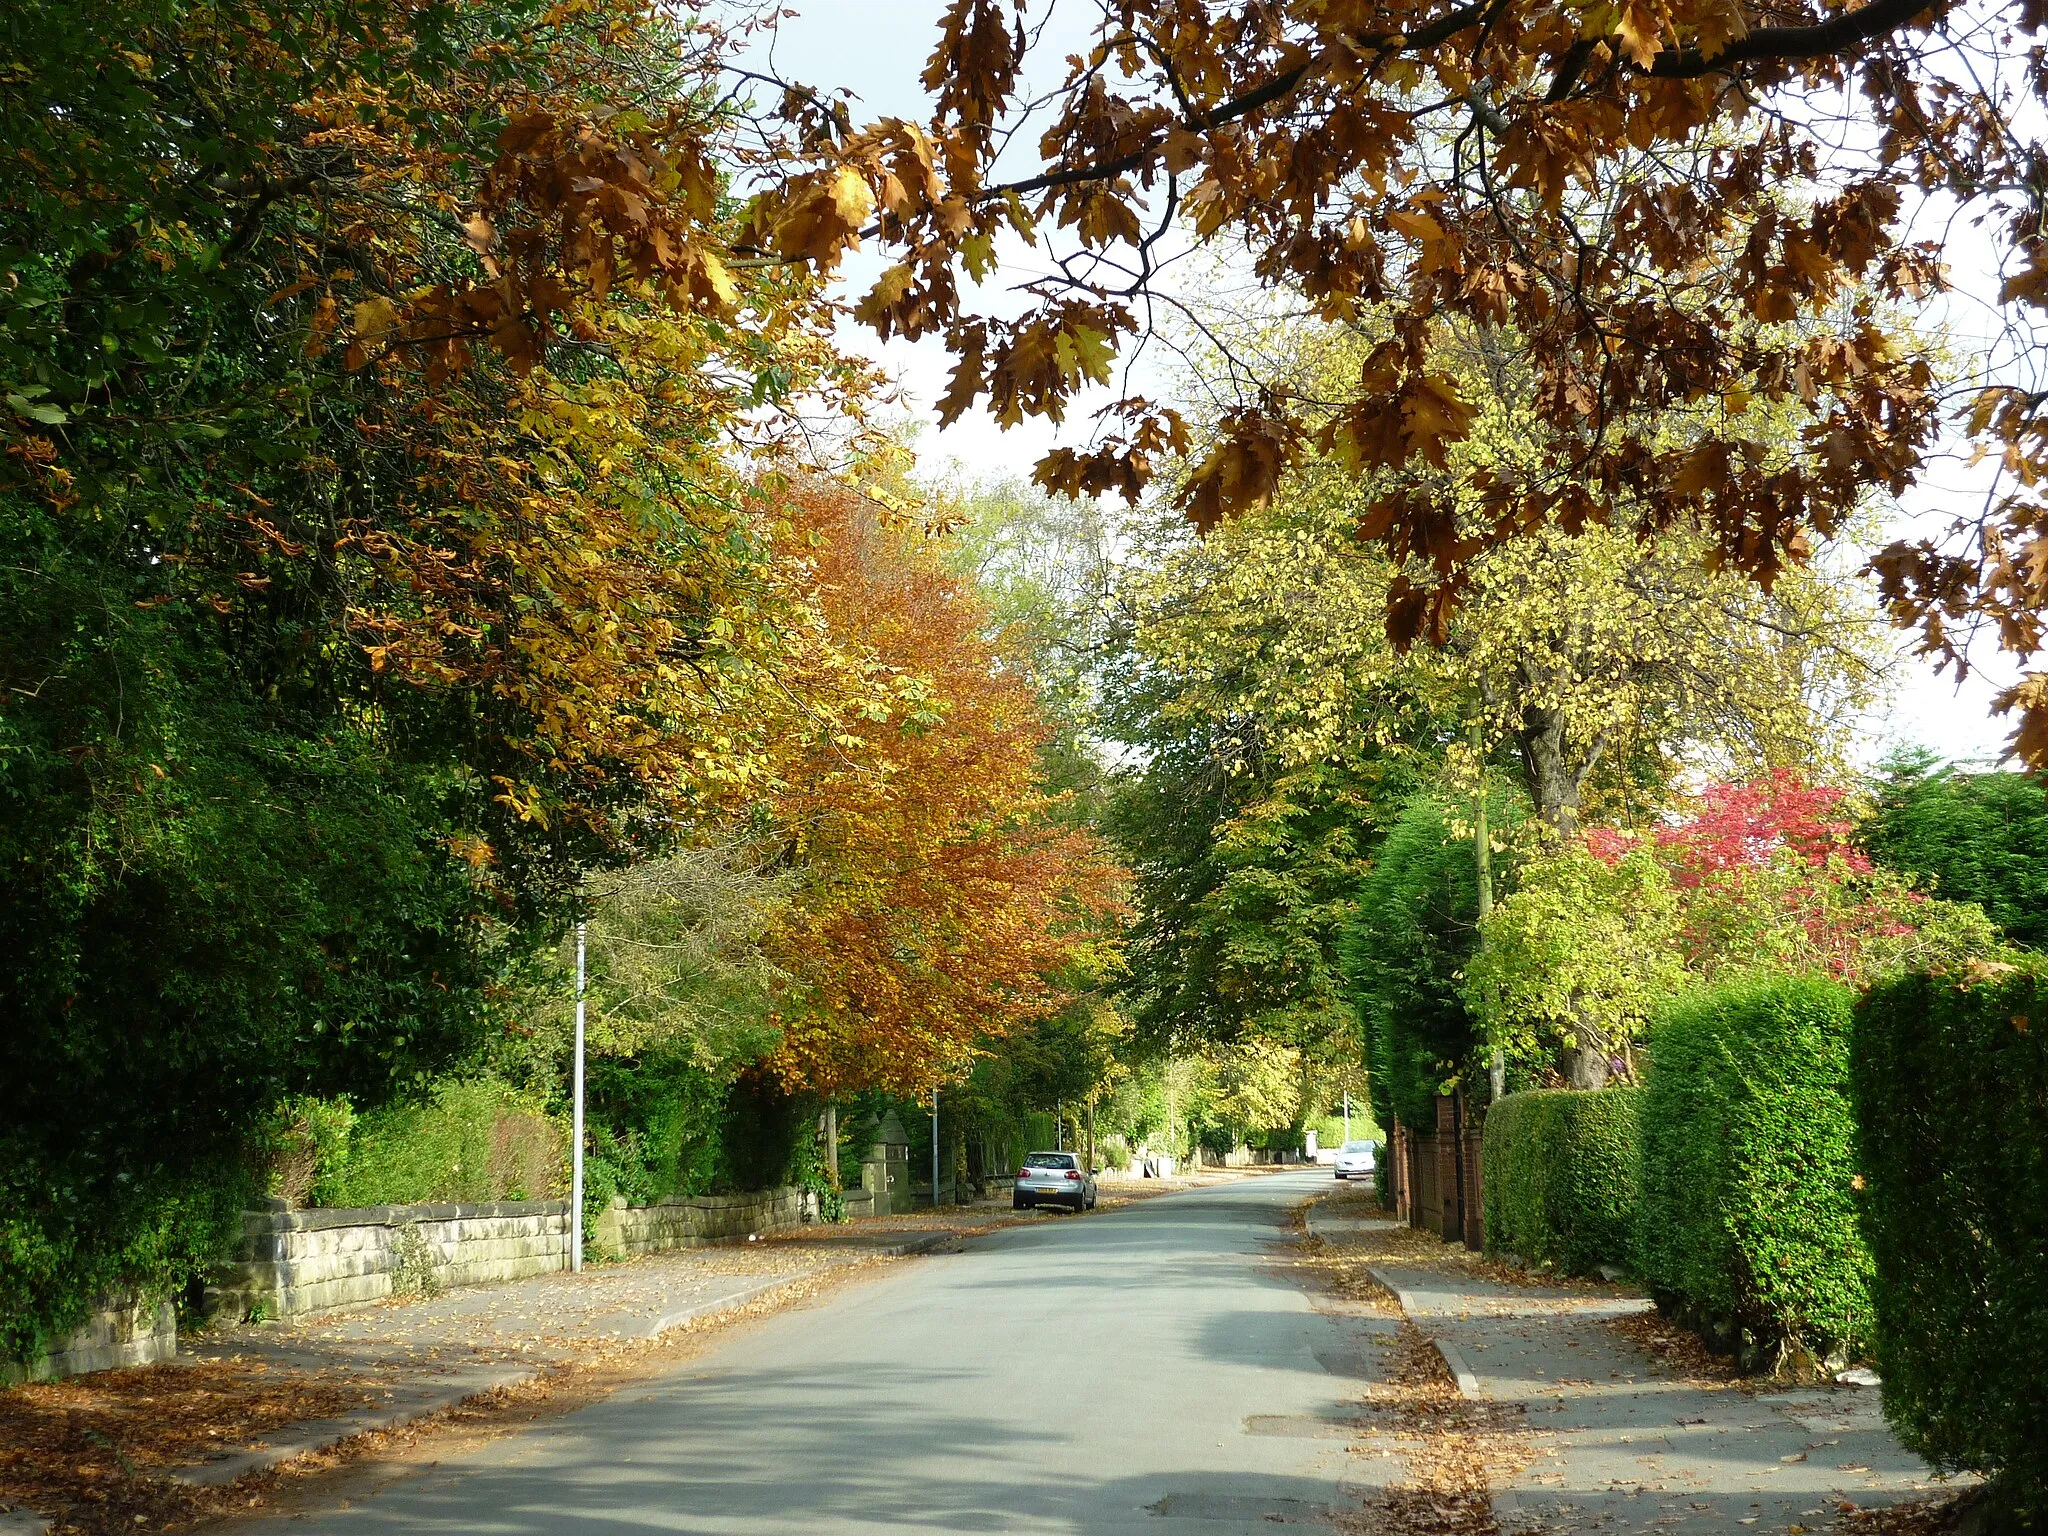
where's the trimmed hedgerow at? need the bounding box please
[1635,975,1871,1361]
[1854,964,2048,1521]
[1483,1087,1641,1275]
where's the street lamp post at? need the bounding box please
[931,1087,941,1209]
[572,918,586,1273]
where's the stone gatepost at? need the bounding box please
[859,1109,911,1216]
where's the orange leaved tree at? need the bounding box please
[762,479,1121,1098]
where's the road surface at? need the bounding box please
[241,1171,1382,1534]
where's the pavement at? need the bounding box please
[1307,1194,1960,1536]
[223,1169,1395,1535]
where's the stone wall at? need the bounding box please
[208,1199,570,1322]
[591,1187,817,1259]
[0,1293,178,1385]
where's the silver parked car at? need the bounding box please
[1014,1150,1097,1212]
[1333,1139,1376,1181]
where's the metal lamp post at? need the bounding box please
[571,919,586,1273]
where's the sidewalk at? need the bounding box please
[0,1169,1261,1535]
[1307,1187,1959,1536]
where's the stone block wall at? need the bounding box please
[208,1199,570,1321]
[592,1187,815,1259]
[0,1293,178,1385]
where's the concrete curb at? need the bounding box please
[1300,1198,1487,1404]
[167,1364,538,1486]
[0,1503,50,1535]
[1362,1265,1423,1318]
[1359,1264,1484,1399]
[1433,1337,1482,1397]
[165,1226,962,1488]
[636,1278,797,1339]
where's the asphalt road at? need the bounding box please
[243,1170,1381,1535]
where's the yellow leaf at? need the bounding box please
[698,250,738,311]
[1613,0,1665,67]
[961,232,996,282]
[829,165,875,228]
[1054,324,1115,387]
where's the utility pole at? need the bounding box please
[1086,1096,1096,1172]
[931,1087,941,1208]
[1056,1097,1063,1151]
[572,919,586,1273]
[1343,1090,1351,1142]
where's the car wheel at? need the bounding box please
[1014,1196,1028,1210]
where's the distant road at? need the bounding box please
[242,1170,1378,1534]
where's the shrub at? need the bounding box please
[324,1078,566,1207]
[1372,1140,1391,1208]
[1863,750,2048,950]
[1346,793,1504,1132]
[1854,964,2048,1519]
[259,1096,358,1209]
[1483,1088,1641,1274]
[1636,975,1871,1363]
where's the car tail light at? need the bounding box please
[1017,1169,1031,1180]
[1065,1170,1082,1181]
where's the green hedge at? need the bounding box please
[265,1078,567,1209]
[1482,1087,1641,1274]
[1636,976,1871,1360]
[1854,965,2048,1518]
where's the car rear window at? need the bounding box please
[1023,1153,1077,1168]
[1342,1141,1374,1153]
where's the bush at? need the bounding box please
[1636,976,1871,1363]
[1483,1087,1641,1273]
[1372,1140,1391,1207]
[1346,793,1503,1132]
[318,1078,566,1208]
[260,1096,358,1208]
[1864,751,2048,950]
[1854,964,2048,1518]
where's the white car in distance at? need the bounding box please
[1333,1140,1375,1181]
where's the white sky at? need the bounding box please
[736,1,2023,768]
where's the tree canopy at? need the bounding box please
[740,0,2048,762]
[1863,753,2048,950]
[762,479,1121,1098]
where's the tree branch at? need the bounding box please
[987,1,1492,200]
[1645,0,1941,80]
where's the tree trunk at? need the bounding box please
[1566,1047,1611,1090]
[1564,1000,1611,1089]
[1518,701,1581,839]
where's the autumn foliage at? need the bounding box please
[1584,772,1990,983]
[762,481,1121,1097]
[738,0,2048,762]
